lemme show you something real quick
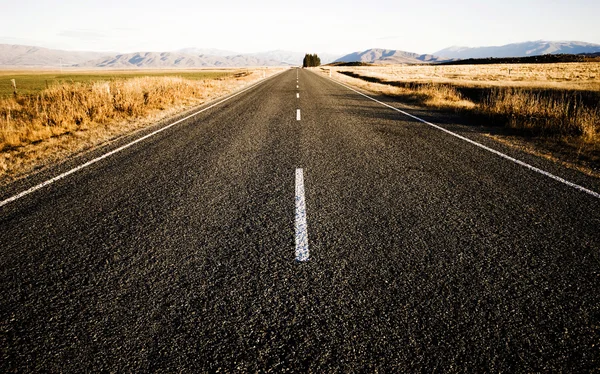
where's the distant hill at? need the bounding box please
[248,50,341,65]
[76,52,288,68]
[0,44,108,67]
[334,49,449,64]
[0,44,328,68]
[434,40,600,59]
[8,41,599,69]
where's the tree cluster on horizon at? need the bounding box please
[302,54,321,67]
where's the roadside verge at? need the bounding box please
[0,69,287,204]
[317,67,600,179]
[0,69,284,186]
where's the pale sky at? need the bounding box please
[1,0,598,55]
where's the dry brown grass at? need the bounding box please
[483,87,599,142]
[322,64,600,143]
[319,63,600,175]
[336,63,600,90]
[0,68,280,182]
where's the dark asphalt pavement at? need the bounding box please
[1,68,599,372]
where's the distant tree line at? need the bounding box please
[303,54,321,67]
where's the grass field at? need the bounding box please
[0,70,238,97]
[322,63,600,175]
[0,68,277,182]
[333,63,600,91]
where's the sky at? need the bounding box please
[1,0,599,55]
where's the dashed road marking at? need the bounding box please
[297,93,300,99]
[295,168,309,262]
[296,109,301,121]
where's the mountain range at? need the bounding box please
[334,49,449,64]
[0,44,340,68]
[77,52,288,68]
[1,40,600,68]
[434,40,600,59]
[0,44,106,66]
[247,51,340,66]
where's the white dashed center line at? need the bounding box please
[295,168,309,262]
[297,93,300,99]
[296,109,301,120]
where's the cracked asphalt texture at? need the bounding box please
[1,69,599,372]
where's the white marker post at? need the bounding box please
[295,168,309,262]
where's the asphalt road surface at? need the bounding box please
[1,68,599,372]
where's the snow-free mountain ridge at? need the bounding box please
[0,44,107,67]
[76,52,287,68]
[434,40,600,59]
[249,50,340,65]
[334,48,449,64]
[2,40,600,68]
[0,44,338,68]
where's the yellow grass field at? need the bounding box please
[322,63,600,169]
[332,63,600,91]
[0,69,239,97]
[320,63,600,176]
[0,68,281,182]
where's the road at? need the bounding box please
[1,68,599,372]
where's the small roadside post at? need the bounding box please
[10,79,17,96]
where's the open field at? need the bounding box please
[0,69,241,97]
[0,68,280,182]
[331,63,600,90]
[322,63,600,175]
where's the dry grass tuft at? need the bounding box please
[0,69,278,182]
[1,77,226,151]
[482,88,599,142]
[390,83,476,109]
[336,63,600,91]
[325,64,600,145]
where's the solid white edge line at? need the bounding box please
[295,168,309,262]
[296,109,301,121]
[0,70,288,208]
[325,75,600,200]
